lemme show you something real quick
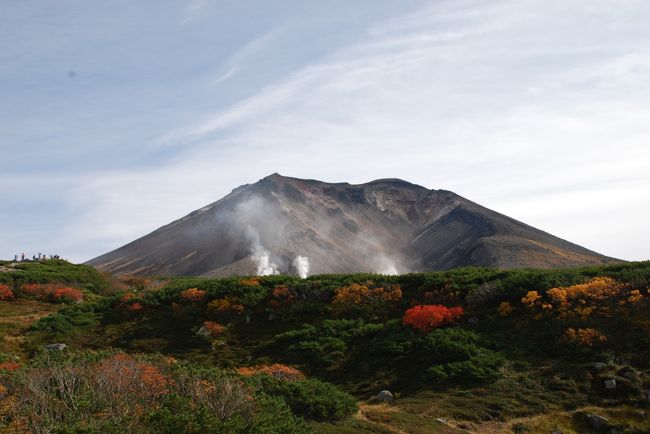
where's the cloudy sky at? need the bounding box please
[2,0,649,263]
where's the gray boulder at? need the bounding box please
[375,390,394,402]
[575,412,613,432]
[43,343,66,351]
[196,326,211,337]
[604,379,617,390]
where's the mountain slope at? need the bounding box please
[86,174,617,276]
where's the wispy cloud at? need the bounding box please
[209,26,288,86]
[181,0,209,25]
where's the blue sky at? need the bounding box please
[2,0,649,263]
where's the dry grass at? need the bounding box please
[0,300,62,358]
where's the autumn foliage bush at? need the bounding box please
[267,285,296,310]
[94,353,172,399]
[0,362,20,372]
[521,277,642,318]
[179,287,207,302]
[18,283,83,303]
[127,302,144,312]
[199,321,225,338]
[333,283,402,305]
[497,301,513,317]
[0,284,14,301]
[119,292,145,312]
[402,305,464,332]
[239,277,261,286]
[238,364,306,382]
[563,328,608,347]
[2,351,308,433]
[208,297,245,315]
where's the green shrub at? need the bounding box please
[275,319,384,367]
[422,328,504,382]
[258,376,358,421]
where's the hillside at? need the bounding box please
[87,174,617,276]
[2,261,650,433]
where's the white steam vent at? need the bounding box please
[293,255,310,278]
[380,264,399,275]
[254,251,279,276]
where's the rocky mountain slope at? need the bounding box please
[86,174,617,276]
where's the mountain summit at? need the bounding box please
[87,174,617,276]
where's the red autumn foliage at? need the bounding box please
[120,292,136,303]
[201,321,225,337]
[402,304,464,332]
[0,284,14,301]
[268,285,296,310]
[52,287,83,302]
[179,287,207,302]
[0,361,21,371]
[127,302,144,312]
[19,283,82,302]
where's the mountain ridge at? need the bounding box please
[86,174,618,276]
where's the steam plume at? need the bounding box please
[246,224,279,276]
[255,251,279,276]
[379,264,399,275]
[293,255,310,278]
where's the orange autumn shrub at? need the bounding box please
[333,283,369,305]
[120,292,136,303]
[0,284,14,301]
[268,285,296,309]
[208,297,245,315]
[119,293,144,312]
[402,305,464,332]
[271,285,293,301]
[564,328,608,347]
[179,287,206,302]
[521,277,640,318]
[239,277,261,286]
[628,289,644,303]
[19,283,82,303]
[230,303,245,315]
[127,302,144,312]
[94,353,171,399]
[497,301,513,317]
[208,297,232,311]
[0,362,21,372]
[333,283,402,305]
[52,287,83,302]
[200,321,225,337]
[521,290,542,307]
[20,283,47,297]
[117,275,152,291]
[237,364,305,382]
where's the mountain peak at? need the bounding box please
[87,175,617,277]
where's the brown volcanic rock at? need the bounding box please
[86,174,618,276]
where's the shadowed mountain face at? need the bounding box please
[86,174,617,276]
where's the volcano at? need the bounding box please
[87,174,617,276]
